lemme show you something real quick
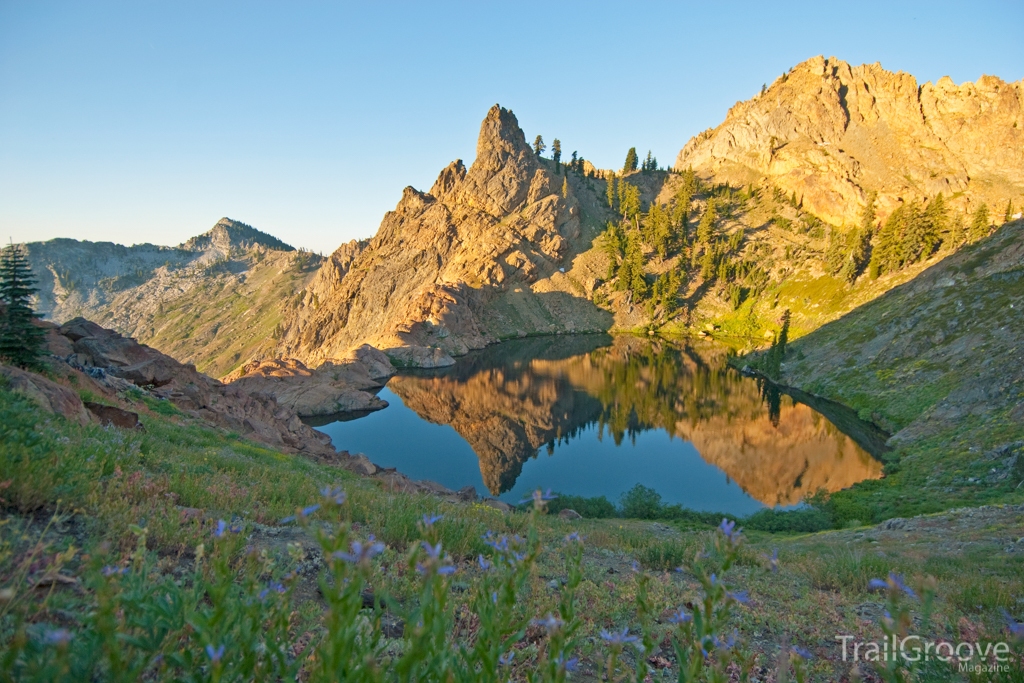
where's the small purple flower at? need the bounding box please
[564,532,582,544]
[214,519,228,538]
[437,564,457,575]
[1002,610,1024,637]
[320,486,346,505]
[712,631,737,651]
[206,644,225,663]
[421,541,442,559]
[719,518,737,539]
[258,581,286,600]
[280,503,321,524]
[43,628,72,646]
[102,565,128,577]
[421,513,443,527]
[868,578,889,591]
[888,573,917,599]
[728,590,750,605]
[709,573,719,586]
[791,645,814,660]
[555,655,579,671]
[769,548,778,573]
[477,555,492,571]
[491,591,499,604]
[668,608,692,624]
[600,627,639,646]
[334,536,385,564]
[533,613,564,633]
[519,488,557,506]
[482,533,509,552]
[631,560,641,573]
[498,651,514,666]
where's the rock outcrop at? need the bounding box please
[52,317,339,459]
[676,56,1024,225]
[277,105,613,366]
[0,364,93,426]
[224,348,394,417]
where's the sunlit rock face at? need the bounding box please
[676,56,1024,226]
[388,337,882,503]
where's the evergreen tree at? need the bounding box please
[901,202,937,265]
[601,222,627,279]
[561,176,568,199]
[551,139,562,168]
[643,203,672,257]
[969,204,990,242]
[623,147,638,174]
[824,227,846,275]
[868,204,909,277]
[619,182,641,223]
[570,150,578,171]
[605,174,617,210]
[1005,200,1014,223]
[946,211,965,249]
[533,135,546,157]
[762,309,791,380]
[0,242,47,370]
[616,231,648,299]
[642,150,654,172]
[839,227,871,283]
[923,193,948,246]
[860,191,878,233]
[696,198,717,245]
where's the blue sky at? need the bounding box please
[2,1,1021,254]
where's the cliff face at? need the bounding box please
[276,105,613,366]
[676,56,1024,225]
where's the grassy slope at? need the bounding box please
[758,221,1024,524]
[3,375,1022,680]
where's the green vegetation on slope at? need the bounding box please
[740,220,1024,526]
[3,370,1023,680]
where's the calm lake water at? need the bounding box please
[313,335,886,515]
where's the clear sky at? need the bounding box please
[2,1,1022,255]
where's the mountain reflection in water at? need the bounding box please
[315,336,884,512]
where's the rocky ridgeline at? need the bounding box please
[677,56,1024,225]
[275,105,614,367]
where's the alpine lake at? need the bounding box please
[310,335,888,515]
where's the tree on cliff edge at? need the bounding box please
[533,135,546,157]
[623,147,638,174]
[0,242,47,370]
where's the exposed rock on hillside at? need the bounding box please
[277,105,614,366]
[51,317,339,459]
[224,348,393,417]
[676,56,1024,225]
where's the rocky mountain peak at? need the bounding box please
[181,218,295,255]
[677,56,1024,226]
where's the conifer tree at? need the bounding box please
[623,147,638,174]
[570,150,578,171]
[969,204,990,242]
[696,198,717,245]
[561,176,568,199]
[1005,200,1014,223]
[946,211,965,249]
[606,174,617,210]
[533,135,546,157]
[615,232,648,299]
[0,242,47,370]
[619,182,641,223]
[551,139,562,168]
[824,227,846,275]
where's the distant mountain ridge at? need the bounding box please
[25,218,319,377]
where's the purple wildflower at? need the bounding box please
[333,536,385,564]
[421,513,443,527]
[421,541,442,559]
[600,627,639,646]
[477,555,492,571]
[564,531,582,544]
[631,560,641,573]
[320,486,346,505]
[719,518,737,539]
[555,655,579,671]
[43,628,72,646]
[533,613,564,633]
[1002,610,1024,637]
[280,503,321,524]
[482,533,509,552]
[437,564,457,575]
[868,578,889,591]
[668,608,692,624]
[214,519,228,538]
[498,651,514,666]
[713,631,737,651]
[206,644,225,663]
[889,573,917,599]
[519,488,557,506]
[491,591,498,604]
[102,565,128,577]
[258,582,286,599]
[769,548,778,573]
[791,645,814,660]
[728,590,750,605]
